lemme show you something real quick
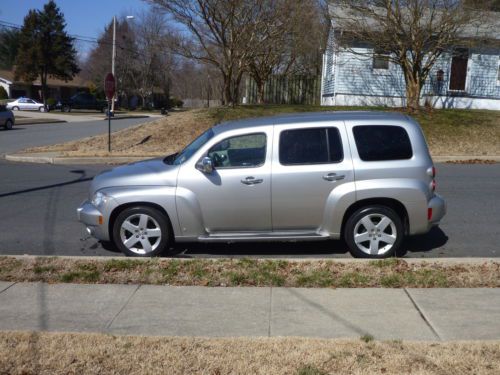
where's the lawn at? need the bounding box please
[21,105,500,157]
[1,257,499,288]
[1,331,499,375]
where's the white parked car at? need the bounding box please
[6,98,46,112]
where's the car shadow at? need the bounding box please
[399,227,449,256]
[100,227,449,258]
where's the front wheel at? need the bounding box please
[4,119,13,130]
[112,206,171,257]
[62,105,71,112]
[344,206,404,258]
[12,106,19,111]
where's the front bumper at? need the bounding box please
[77,200,110,241]
[428,193,446,226]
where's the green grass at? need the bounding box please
[297,365,329,375]
[360,334,375,343]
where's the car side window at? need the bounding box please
[353,125,413,161]
[208,133,266,168]
[279,127,343,165]
[27,100,35,104]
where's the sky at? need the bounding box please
[0,0,152,58]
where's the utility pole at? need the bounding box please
[111,16,116,114]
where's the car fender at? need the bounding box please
[103,186,181,238]
[320,181,357,237]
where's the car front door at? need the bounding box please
[26,99,37,110]
[271,122,354,231]
[177,129,272,233]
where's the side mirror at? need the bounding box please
[196,156,214,174]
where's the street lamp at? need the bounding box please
[111,15,134,114]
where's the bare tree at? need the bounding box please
[147,0,271,106]
[330,0,493,110]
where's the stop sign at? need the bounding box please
[104,73,115,100]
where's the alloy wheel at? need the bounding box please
[119,213,162,255]
[353,213,397,256]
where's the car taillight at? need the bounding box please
[428,208,433,221]
[430,179,436,192]
[432,166,436,178]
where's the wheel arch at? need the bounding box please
[109,202,175,243]
[340,197,409,239]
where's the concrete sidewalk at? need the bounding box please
[1,282,499,341]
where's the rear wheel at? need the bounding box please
[62,105,71,112]
[344,205,403,258]
[12,106,19,111]
[4,119,13,130]
[112,206,170,257]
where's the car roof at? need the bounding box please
[213,111,409,133]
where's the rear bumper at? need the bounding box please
[428,193,446,226]
[77,200,110,241]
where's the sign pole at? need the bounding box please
[104,72,116,154]
[108,100,111,152]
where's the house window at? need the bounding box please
[373,49,390,70]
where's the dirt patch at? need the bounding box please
[1,257,499,288]
[1,331,499,375]
[22,109,213,157]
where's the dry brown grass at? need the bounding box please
[1,257,499,288]
[23,109,213,157]
[1,331,499,375]
[21,106,500,157]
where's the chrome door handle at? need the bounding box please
[323,173,345,182]
[241,176,263,185]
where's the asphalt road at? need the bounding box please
[0,117,155,155]
[0,159,498,258]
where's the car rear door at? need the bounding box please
[271,121,354,231]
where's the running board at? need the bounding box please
[198,231,330,242]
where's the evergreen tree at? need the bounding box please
[0,29,20,70]
[15,1,79,105]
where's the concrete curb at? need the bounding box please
[4,152,499,166]
[2,254,498,264]
[4,153,149,165]
[15,119,67,125]
[432,155,500,162]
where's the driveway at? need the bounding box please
[0,117,156,155]
[0,159,498,258]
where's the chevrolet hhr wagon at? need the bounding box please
[77,112,446,258]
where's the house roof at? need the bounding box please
[328,4,500,41]
[0,69,88,88]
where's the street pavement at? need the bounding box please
[0,158,498,258]
[0,117,156,155]
[1,282,499,340]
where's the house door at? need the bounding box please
[449,48,469,91]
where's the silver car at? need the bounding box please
[78,111,446,258]
[0,105,15,130]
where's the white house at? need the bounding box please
[321,4,500,110]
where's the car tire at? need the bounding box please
[112,206,171,257]
[39,106,44,112]
[4,119,13,130]
[62,105,71,113]
[12,106,19,111]
[344,205,404,259]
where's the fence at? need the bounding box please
[245,75,321,105]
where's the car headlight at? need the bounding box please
[91,191,109,207]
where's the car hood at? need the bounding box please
[90,158,179,195]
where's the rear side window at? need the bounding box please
[353,125,412,161]
[279,127,343,165]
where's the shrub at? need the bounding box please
[0,86,8,100]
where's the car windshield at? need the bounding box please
[164,128,215,165]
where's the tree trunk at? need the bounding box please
[404,73,422,112]
[223,75,233,107]
[41,69,48,107]
[255,78,265,105]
